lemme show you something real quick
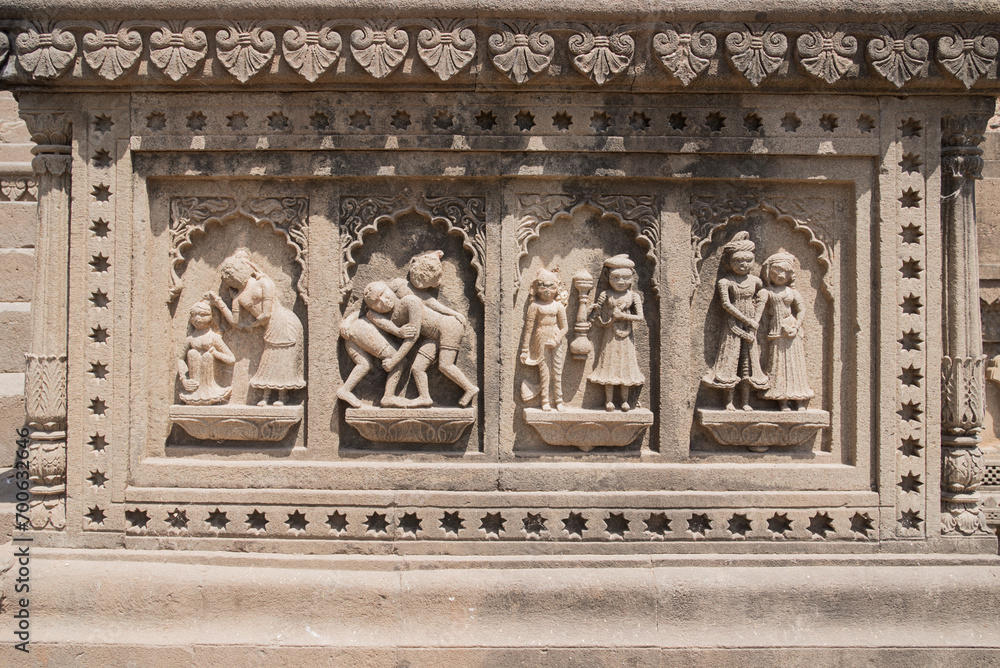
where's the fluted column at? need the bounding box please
[22,112,71,530]
[940,112,991,536]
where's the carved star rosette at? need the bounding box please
[488,28,554,84]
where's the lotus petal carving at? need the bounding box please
[282,23,342,82]
[350,24,408,79]
[867,27,929,88]
[937,27,999,89]
[149,25,208,81]
[216,25,276,83]
[418,24,475,81]
[568,29,633,85]
[82,25,142,80]
[796,26,857,84]
[346,407,476,444]
[15,27,78,79]
[488,30,553,83]
[169,404,303,442]
[652,26,716,86]
[726,27,787,87]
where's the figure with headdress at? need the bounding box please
[702,232,768,411]
[588,254,645,411]
[520,267,569,411]
[759,250,814,410]
[177,299,236,405]
[206,249,306,406]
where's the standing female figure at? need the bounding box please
[702,232,768,411]
[207,249,306,406]
[759,251,814,410]
[588,255,645,412]
[520,267,569,412]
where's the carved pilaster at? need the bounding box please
[22,111,71,530]
[940,111,991,536]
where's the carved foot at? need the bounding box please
[380,396,412,408]
[337,388,363,409]
[605,402,614,412]
[725,403,736,411]
[742,404,753,412]
[555,402,566,412]
[459,387,479,407]
[621,402,631,412]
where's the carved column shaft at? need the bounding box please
[23,112,71,530]
[940,112,990,536]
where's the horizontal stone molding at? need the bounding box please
[1,20,999,91]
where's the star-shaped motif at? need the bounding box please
[349,110,371,131]
[898,472,923,494]
[590,111,612,134]
[91,184,111,202]
[898,400,923,423]
[207,508,229,530]
[743,112,763,134]
[899,329,922,352]
[364,511,388,535]
[900,223,923,244]
[522,512,546,536]
[604,512,629,538]
[89,362,107,380]
[475,109,497,131]
[688,513,712,536]
[899,152,923,174]
[399,512,422,536]
[89,433,108,451]
[668,111,687,131]
[247,509,269,532]
[899,187,922,209]
[899,509,922,529]
[309,111,330,132]
[186,111,208,132]
[551,110,573,131]
[644,512,671,536]
[285,510,308,532]
[89,397,107,416]
[900,258,922,279]
[728,513,752,537]
[479,512,506,537]
[125,508,149,529]
[91,149,112,169]
[704,111,726,133]
[86,506,106,525]
[629,110,651,132]
[93,113,114,134]
[91,290,110,308]
[91,218,110,238]
[780,112,801,133]
[808,512,834,538]
[226,112,249,131]
[267,111,289,131]
[326,510,348,533]
[90,326,109,343]
[90,253,110,273]
[850,512,874,537]
[900,117,923,138]
[145,111,166,131]
[390,109,411,131]
[440,511,465,535]
[432,109,454,131]
[514,109,536,132]
[767,513,793,535]
[166,508,189,530]
[901,294,922,315]
[900,436,923,457]
[819,113,839,132]
[562,512,587,537]
[898,365,923,387]
[857,114,876,133]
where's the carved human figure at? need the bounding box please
[702,232,768,411]
[520,267,569,411]
[177,299,236,405]
[759,251,814,410]
[207,249,306,406]
[587,255,645,412]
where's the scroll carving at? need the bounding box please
[867,26,929,88]
[15,25,78,80]
[282,22,342,82]
[339,195,486,302]
[350,23,408,79]
[515,194,659,294]
[168,196,308,304]
[488,28,554,83]
[0,32,8,70]
[725,26,787,87]
[796,25,857,84]
[652,25,717,86]
[568,28,634,85]
[149,24,208,81]
[82,24,142,80]
[417,21,476,81]
[937,25,999,90]
[216,24,276,83]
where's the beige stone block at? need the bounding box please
[0,144,33,164]
[0,249,33,302]
[0,202,36,249]
[0,304,29,373]
[0,374,25,467]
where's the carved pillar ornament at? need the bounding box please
[23,111,71,530]
[940,112,991,536]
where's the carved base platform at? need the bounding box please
[524,407,654,451]
[169,404,304,442]
[346,407,476,444]
[698,408,831,452]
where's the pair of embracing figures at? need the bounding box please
[337,250,479,409]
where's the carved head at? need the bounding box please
[722,232,756,275]
[762,250,796,287]
[188,299,216,329]
[604,254,635,291]
[408,250,445,290]
[220,249,260,288]
[363,281,397,314]
[532,267,561,302]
